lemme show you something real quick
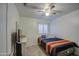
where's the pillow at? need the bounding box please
[41,35,46,38]
[46,34,56,38]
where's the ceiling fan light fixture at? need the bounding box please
[45,12,49,16]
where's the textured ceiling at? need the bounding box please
[16,3,79,20]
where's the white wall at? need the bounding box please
[7,3,20,55]
[20,17,51,47]
[0,4,7,56]
[0,3,20,56]
[50,9,79,46]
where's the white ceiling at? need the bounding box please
[16,3,79,20]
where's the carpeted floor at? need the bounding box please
[26,45,46,56]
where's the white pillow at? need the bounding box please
[46,34,56,38]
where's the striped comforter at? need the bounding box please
[38,37,77,55]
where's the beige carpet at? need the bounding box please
[26,45,47,56]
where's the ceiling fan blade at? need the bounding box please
[53,10,62,13]
[51,10,63,16]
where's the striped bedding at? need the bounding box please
[37,37,77,56]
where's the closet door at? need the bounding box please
[0,3,7,56]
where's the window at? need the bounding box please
[38,24,48,34]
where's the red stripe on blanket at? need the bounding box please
[49,41,71,54]
[46,40,70,54]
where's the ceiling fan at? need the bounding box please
[23,3,61,16]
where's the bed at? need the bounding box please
[37,35,78,56]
